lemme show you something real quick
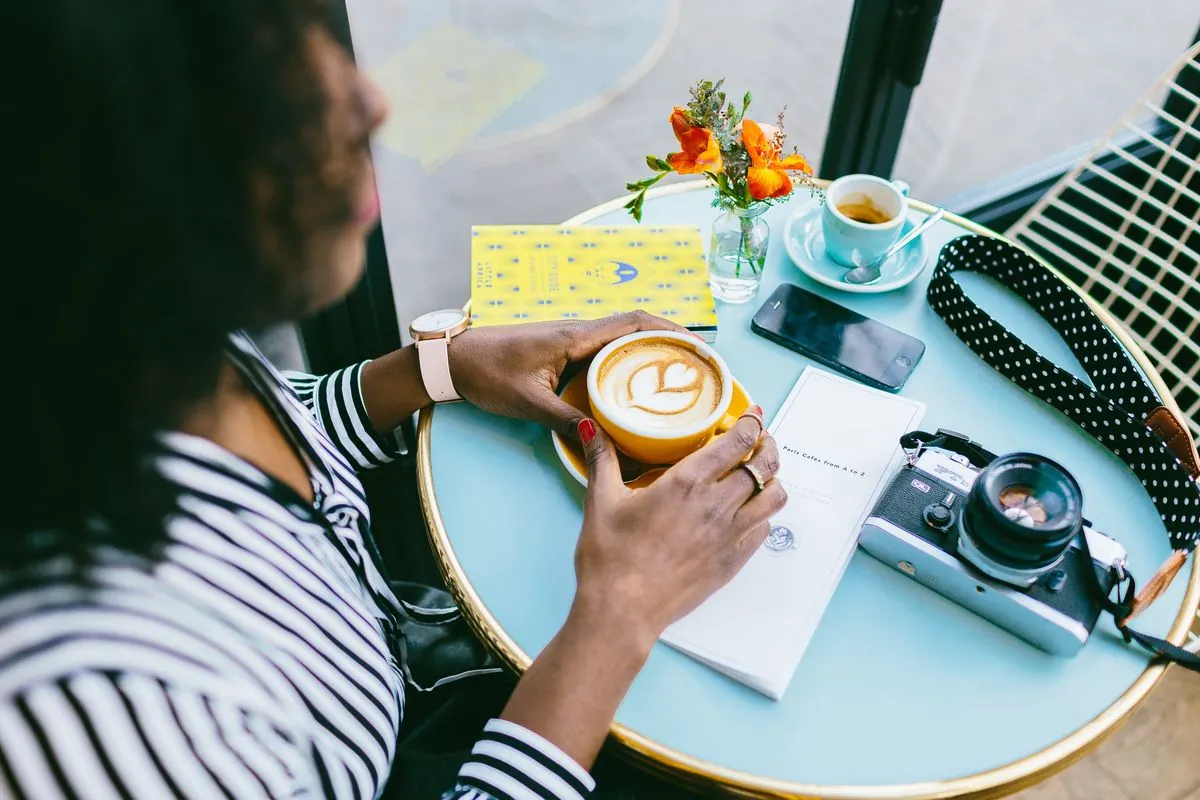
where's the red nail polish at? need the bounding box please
[750,405,763,417]
[578,419,597,444]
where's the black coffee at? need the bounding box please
[837,196,892,225]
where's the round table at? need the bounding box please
[417,181,1200,798]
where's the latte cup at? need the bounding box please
[586,330,739,465]
[821,174,910,267]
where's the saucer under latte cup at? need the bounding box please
[586,330,738,465]
[821,174,910,267]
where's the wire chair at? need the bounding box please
[1008,42,1200,441]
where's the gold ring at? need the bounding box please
[740,461,766,494]
[737,408,764,430]
[734,412,763,438]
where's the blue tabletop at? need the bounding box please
[422,186,1196,792]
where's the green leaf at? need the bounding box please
[625,191,645,221]
[626,175,664,191]
[708,171,734,201]
[743,91,752,110]
[646,155,671,172]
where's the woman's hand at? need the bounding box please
[361,311,687,441]
[574,412,786,646]
[499,413,785,769]
[447,311,688,439]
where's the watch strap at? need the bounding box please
[416,336,460,402]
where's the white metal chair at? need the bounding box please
[1008,42,1200,441]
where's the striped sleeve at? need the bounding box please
[0,673,320,799]
[442,719,596,800]
[282,363,400,470]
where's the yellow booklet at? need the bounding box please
[470,225,719,340]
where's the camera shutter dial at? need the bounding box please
[923,502,955,531]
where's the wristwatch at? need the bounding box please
[409,309,471,403]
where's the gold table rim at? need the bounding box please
[417,178,1200,800]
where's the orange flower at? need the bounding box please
[666,107,723,174]
[742,118,813,200]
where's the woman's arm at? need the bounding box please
[435,605,648,800]
[360,312,694,442]
[445,415,786,797]
[497,594,655,771]
[282,361,407,469]
[359,344,432,432]
[291,312,690,473]
[286,312,680,475]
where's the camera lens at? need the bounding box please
[957,454,1083,587]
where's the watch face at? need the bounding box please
[412,309,466,334]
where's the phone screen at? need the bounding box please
[752,283,925,391]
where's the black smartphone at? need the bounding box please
[751,283,925,392]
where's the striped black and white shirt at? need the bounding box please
[0,333,595,800]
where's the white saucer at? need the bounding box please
[783,206,930,294]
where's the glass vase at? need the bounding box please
[708,203,769,303]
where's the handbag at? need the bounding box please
[927,234,1200,670]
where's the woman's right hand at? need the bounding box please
[496,411,785,772]
[572,413,787,648]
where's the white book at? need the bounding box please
[661,367,926,699]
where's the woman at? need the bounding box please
[3,1,785,798]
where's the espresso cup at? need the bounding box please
[821,174,910,267]
[586,330,738,465]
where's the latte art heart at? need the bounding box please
[627,361,702,414]
[597,339,723,430]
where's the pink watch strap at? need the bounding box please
[416,336,461,402]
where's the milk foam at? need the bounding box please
[597,340,722,430]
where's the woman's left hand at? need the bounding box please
[448,311,687,439]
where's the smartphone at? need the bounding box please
[751,283,925,392]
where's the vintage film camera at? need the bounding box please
[859,430,1128,656]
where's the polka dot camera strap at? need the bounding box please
[928,235,1200,668]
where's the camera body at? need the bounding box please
[859,434,1128,656]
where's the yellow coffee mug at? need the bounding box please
[586,330,743,465]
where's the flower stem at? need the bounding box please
[736,215,747,279]
[738,212,759,276]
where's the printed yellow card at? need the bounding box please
[470,225,718,337]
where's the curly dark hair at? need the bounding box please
[5,0,345,570]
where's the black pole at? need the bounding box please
[820,0,942,180]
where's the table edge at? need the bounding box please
[418,179,1200,799]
